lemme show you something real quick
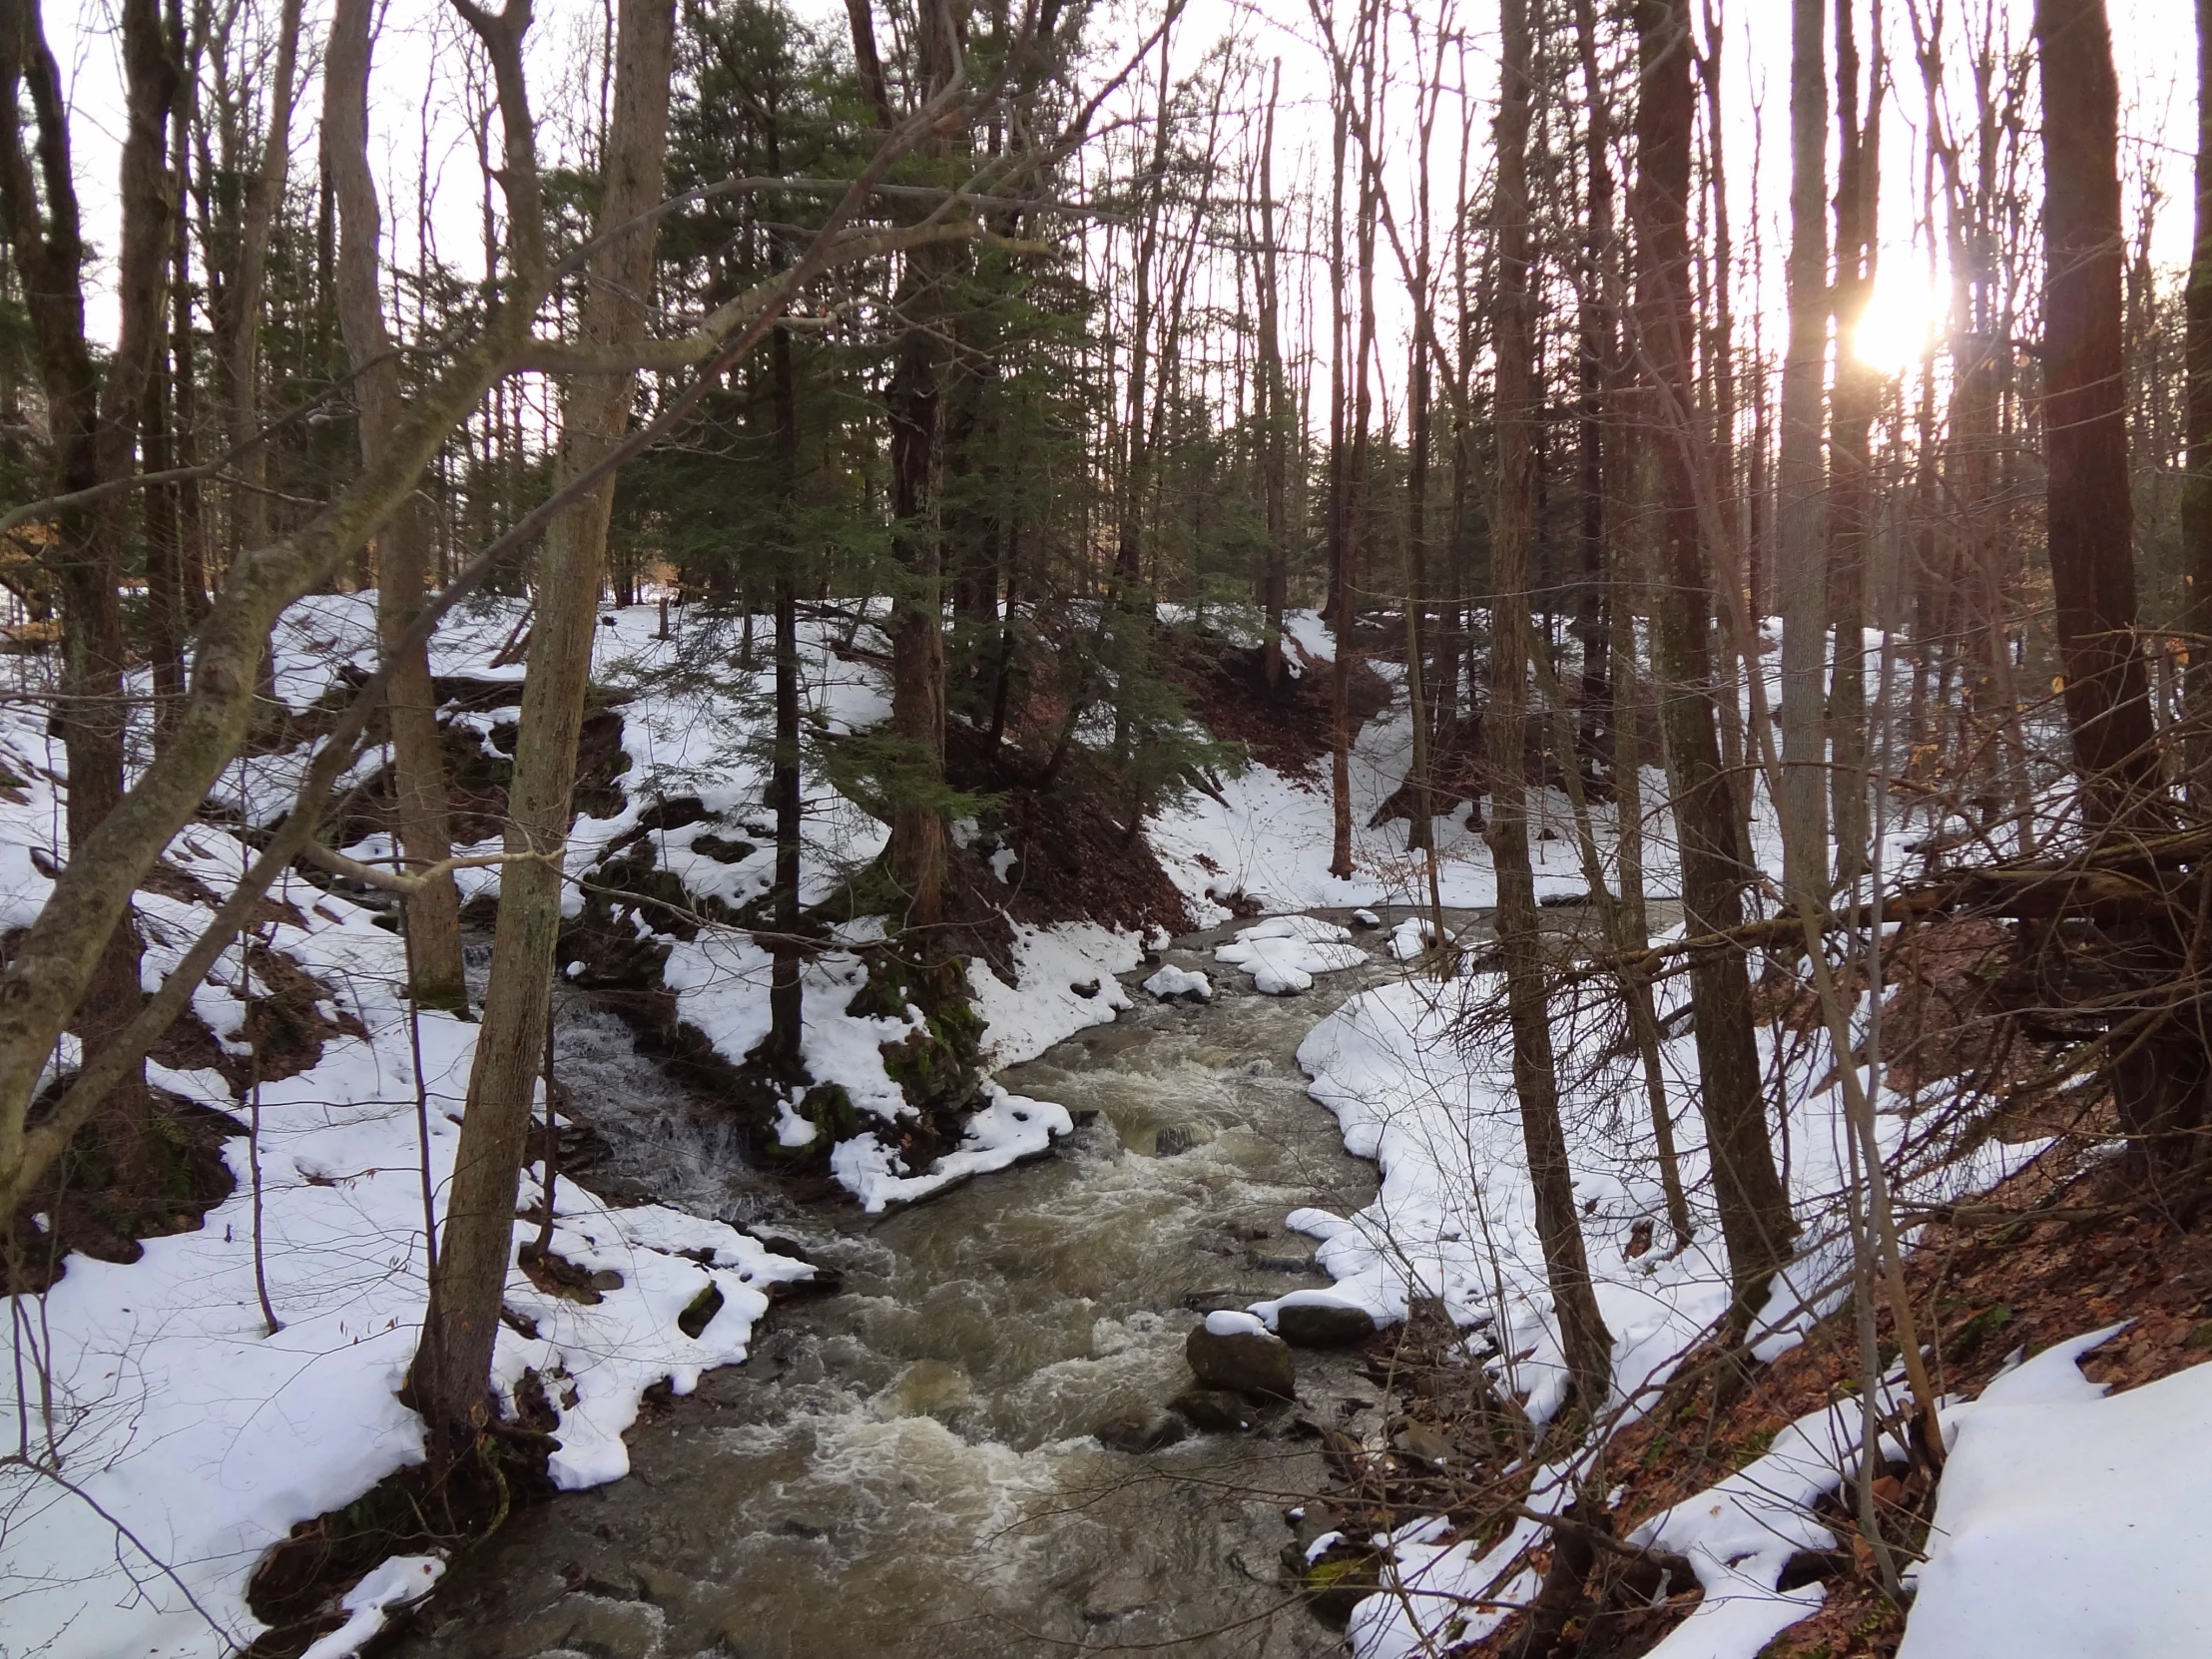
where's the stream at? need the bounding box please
[399,912,1479,1659]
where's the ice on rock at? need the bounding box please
[1214,914,1367,995]
[1386,915,1452,961]
[1144,964,1213,1001]
[1204,1309,1270,1338]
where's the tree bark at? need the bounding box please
[1332,0,1379,883]
[2036,0,2160,833]
[766,119,804,1075]
[1829,0,1883,892]
[2188,0,2212,778]
[872,0,962,940]
[413,0,675,1456]
[1778,0,1830,906]
[1258,62,1289,694]
[1493,0,1612,1414]
[0,0,179,1183]
[1573,0,1616,771]
[324,0,468,1011]
[223,0,303,561]
[1634,0,1796,1323]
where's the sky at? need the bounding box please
[40,0,2212,377]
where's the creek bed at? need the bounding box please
[399,913,1484,1658]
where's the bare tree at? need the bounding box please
[2184,0,2212,764]
[1632,0,1795,1324]
[0,0,180,1184]
[325,0,469,1011]
[2036,0,2159,833]
[1778,0,1830,907]
[412,0,678,1456]
[1492,0,1612,1414]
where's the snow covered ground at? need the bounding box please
[0,593,2159,1658]
[0,594,1147,1656]
[0,699,816,1655]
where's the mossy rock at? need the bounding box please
[797,1083,863,1146]
[1296,1546,1379,1626]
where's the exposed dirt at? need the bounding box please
[1170,633,1391,778]
[3,1091,245,1291]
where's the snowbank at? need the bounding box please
[1900,1327,2212,1659]
[0,808,813,1656]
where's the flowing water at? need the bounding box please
[402,915,1478,1659]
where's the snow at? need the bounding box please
[1599,1328,2212,1659]
[1899,1328,2212,1659]
[0,805,815,1656]
[1143,963,1213,1000]
[0,594,2081,1655]
[830,1083,1073,1213]
[1386,914,1451,960]
[1213,913,1368,994]
[964,921,1140,1066]
[1629,1384,1911,1659]
[0,593,1094,1654]
[297,1556,445,1659]
[1283,952,2047,1650]
[1203,1309,1269,1338]
[1347,1492,1552,1658]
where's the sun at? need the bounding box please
[1850,268,1945,376]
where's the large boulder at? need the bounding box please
[1185,1311,1297,1399]
[1272,1300,1378,1349]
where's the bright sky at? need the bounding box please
[43,0,2212,380]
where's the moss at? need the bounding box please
[851,951,984,1114]
[796,1082,862,1146]
[1944,1302,2016,1364]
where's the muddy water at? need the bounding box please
[403,915,1476,1659]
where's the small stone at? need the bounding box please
[1272,1302,1378,1349]
[1096,1406,1188,1454]
[1153,1122,1215,1157]
[1186,1323,1297,1399]
[1172,1388,1256,1432]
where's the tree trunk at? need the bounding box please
[0,0,180,1185]
[873,0,962,941]
[1778,0,1830,907]
[324,0,468,1011]
[2184,0,2212,777]
[2037,0,2159,832]
[1332,4,1379,884]
[1258,62,1289,694]
[1573,0,1616,772]
[1493,0,1612,1414]
[223,0,303,561]
[412,0,675,1457]
[766,123,804,1074]
[1829,0,1883,893]
[1634,0,1796,1323]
